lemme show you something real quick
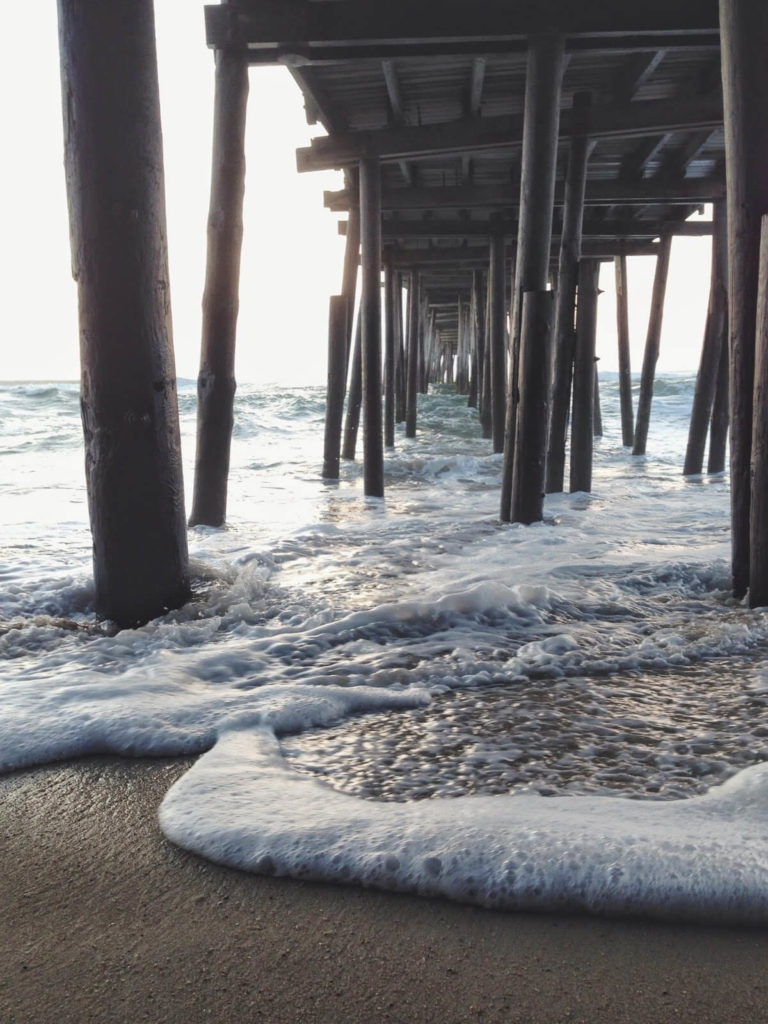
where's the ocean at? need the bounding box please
[3,374,768,925]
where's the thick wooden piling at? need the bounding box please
[480,274,493,439]
[511,291,555,523]
[547,92,593,494]
[359,157,384,497]
[189,40,249,528]
[384,258,396,449]
[57,0,189,626]
[341,319,362,459]
[340,175,360,371]
[593,364,603,437]
[720,0,768,597]
[502,34,565,522]
[488,229,507,454]
[395,273,406,424]
[406,273,420,438]
[750,215,768,605]
[631,233,673,457]
[570,260,601,493]
[615,252,635,447]
[322,295,348,479]
[472,270,487,418]
[683,202,728,476]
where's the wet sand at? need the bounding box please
[2,757,768,1024]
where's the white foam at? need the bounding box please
[160,723,768,926]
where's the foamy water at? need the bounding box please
[3,376,768,925]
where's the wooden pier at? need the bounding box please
[52,0,768,619]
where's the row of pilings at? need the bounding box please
[54,0,768,626]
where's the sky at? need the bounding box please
[1,3,712,385]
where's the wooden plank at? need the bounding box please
[297,96,723,171]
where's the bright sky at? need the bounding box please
[1,3,712,385]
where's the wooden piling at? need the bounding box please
[189,41,249,528]
[615,252,635,447]
[708,331,730,474]
[569,261,601,493]
[502,34,565,521]
[547,92,593,494]
[322,295,348,479]
[750,215,768,605]
[395,273,406,424]
[480,272,493,439]
[489,228,507,454]
[406,272,420,438]
[683,201,728,476]
[631,233,673,457]
[359,157,384,497]
[511,291,555,523]
[384,258,396,449]
[57,0,189,626]
[341,319,363,460]
[720,0,768,597]
[593,363,603,437]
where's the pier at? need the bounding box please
[52,1,768,622]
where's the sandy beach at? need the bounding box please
[1,757,767,1024]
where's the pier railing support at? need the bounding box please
[631,233,673,457]
[189,40,249,528]
[720,0,768,598]
[547,91,593,494]
[684,201,728,476]
[570,260,601,493]
[502,33,565,521]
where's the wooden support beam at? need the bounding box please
[720,0,768,599]
[569,260,601,493]
[503,34,565,523]
[631,233,673,456]
[708,319,730,474]
[190,45,249,529]
[488,229,507,455]
[406,272,420,437]
[612,49,667,104]
[206,2,720,56]
[325,177,725,213]
[615,252,635,447]
[341,318,362,459]
[468,58,487,117]
[297,96,723,171]
[751,214,768,605]
[57,0,189,626]
[373,217,712,241]
[359,157,384,497]
[683,201,727,476]
[384,258,396,448]
[547,92,593,495]
[322,295,348,479]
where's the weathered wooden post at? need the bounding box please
[488,227,507,454]
[189,27,249,528]
[720,0,768,598]
[708,334,730,474]
[570,260,601,493]
[615,251,635,447]
[359,156,384,497]
[405,273,420,437]
[631,234,673,456]
[480,272,493,438]
[395,272,406,424]
[57,0,189,626]
[684,201,728,476]
[341,319,362,459]
[511,291,554,523]
[503,33,565,522]
[384,257,396,449]
[547,91,593,493]
[593,363,603,437]
[750,215,768,604]
[322,295,348,479]
[340,174,360,371]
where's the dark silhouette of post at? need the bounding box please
[56,0,189,627]
[708,333,730,474]
[503,33,565,522]
[750,216,768,605]
[359,157,384,497]
[406,273,420,438]
[720,0,768,599]
[322,295,348,479]
[615,252,634,447]
[570,260,601,493]
[547,91,593,494]
[631,234,672,457]
[341,320,363,460]
[683,202,728,476]
[190,37,249,527]
[384,258,396,449]
[488,228,507,454]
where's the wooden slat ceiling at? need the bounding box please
[206,1,724,338]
